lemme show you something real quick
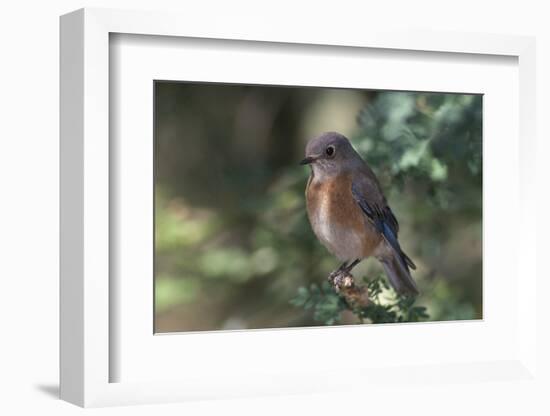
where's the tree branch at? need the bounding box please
[328,270,370,309]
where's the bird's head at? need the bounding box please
[300,132,361,176]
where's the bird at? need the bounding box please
[301,131,418,296]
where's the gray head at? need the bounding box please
[300,132,362,176]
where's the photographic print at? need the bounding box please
[154,81,482,333]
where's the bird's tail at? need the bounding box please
[380,251,419,296]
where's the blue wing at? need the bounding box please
[351,180,416,271]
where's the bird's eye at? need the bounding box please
[326,145,335,157]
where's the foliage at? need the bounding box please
[290,275,429,326]
[355,93,482,215]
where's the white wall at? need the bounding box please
[1,1,548,415]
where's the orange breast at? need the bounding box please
[305,174,381,260]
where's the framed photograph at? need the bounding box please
[60,8,538,407]
[152,81,482,334]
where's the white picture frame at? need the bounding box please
[60,7,538,408]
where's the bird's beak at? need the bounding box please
[299,156,315,165]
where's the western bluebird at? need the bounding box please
[301,132,418,296]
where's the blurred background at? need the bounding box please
[154,81,482,332]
